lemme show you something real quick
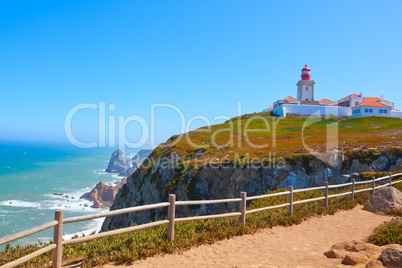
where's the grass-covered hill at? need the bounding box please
[148,113,402,168]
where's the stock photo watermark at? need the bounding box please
[64,101,341,168]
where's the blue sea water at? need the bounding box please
[0,140,138,250]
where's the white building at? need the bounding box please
[271,65,401,119]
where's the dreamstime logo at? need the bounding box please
[64,101,340,167]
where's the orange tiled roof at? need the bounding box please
[284,96,297,100]
[353,101,392,108]
[319,98,332,102]
[343,94,359,99]
[364,97,390,103]
[268,106,273,110]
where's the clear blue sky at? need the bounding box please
[1,0,401,147]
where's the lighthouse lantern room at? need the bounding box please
[297,64,315,101]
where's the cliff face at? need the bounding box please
[101,150,402,231]
[80,180,125,208]
[105,149,132,176]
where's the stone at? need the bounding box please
[363,187,402,213]
[365,259,384,268]
[131,149,153,167]
[324,248,346,258]
[373,155,389,170]
[352,243,382,255]
[105,149,131,176]
[380,248,402,268]
[80,180,126,208]
[91,200,102,208]
[343,252,369,265]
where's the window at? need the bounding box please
[365,109,369,113]
[306,87,308,90]
[369,109,373,113]
[384,109,388,113]
[379,109,383,113]
[355,102,359,106]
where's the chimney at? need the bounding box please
[359,92,363,97]
[380,95,383,102]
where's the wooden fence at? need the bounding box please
[1,172,401,268]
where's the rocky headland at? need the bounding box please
[105,149,134,177]
[80,149,152,208]
[105,149,152,177]
[80,179,126,208]
[100,115,402,232]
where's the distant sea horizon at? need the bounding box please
[0,139,148,249]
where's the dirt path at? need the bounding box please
[77,206,392,268]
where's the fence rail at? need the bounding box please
[1,172,401,268]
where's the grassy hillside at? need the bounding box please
[148,114,402,169]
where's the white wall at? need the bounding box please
[391,111,402,119]
[272,104,352,117]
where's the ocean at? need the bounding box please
[0,140,138,250]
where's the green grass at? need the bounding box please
[2,177,401,268]
[149,114,402,165]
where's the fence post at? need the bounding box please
[239,192,247,226]
[167,194,176,242]
[288,186,293,216]
[324,182,329,208]
[372,176,375,194]
[52,210,63,268]
[350,179,355,201]
[388,172,392,187]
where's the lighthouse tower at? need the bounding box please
[297,65,315,101]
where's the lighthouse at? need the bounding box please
[297,64,315,101]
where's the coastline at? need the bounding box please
[0,142,139,249]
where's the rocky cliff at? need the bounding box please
[105,149,152,177]
[101,149,402,231]
[105,149,135,176]
[80,180,125,208]
[132,149,153,168]
[101,115,402,231]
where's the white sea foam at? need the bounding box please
[0,200,41,208]
[62,218,104,240]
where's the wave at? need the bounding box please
[62,218,104,240]
[0,200,41,208]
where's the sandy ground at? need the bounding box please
[66,206,393,268]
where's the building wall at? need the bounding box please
[351,107,392,117]
[272,104,352,117]
[391,111,402,119]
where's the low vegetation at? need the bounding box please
[147,115,402,168]
[369,218,402,246]
[1,177,401,267]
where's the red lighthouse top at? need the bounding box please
[301,64,311,80]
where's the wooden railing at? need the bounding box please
[1,172,401,268]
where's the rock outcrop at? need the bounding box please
[80,180,125,208]
[132,149,153,168]
[363,187,402,213]
[105,149,132,176]
[325,240,402,267]
[101,149,402,232]
[380,248,402,268]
